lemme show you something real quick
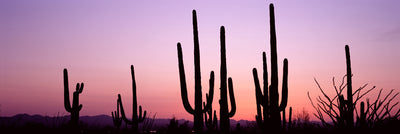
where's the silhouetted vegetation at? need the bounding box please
[116,65,147,133]
[2,2,400,134]
[308,45,400,131]
[252,3,290,133]
[111,96,122,130]
[218,26,237,134]
[63,68,84,129]
[176,10,215,132]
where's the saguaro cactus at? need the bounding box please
[112,98,122,129]
[219,26,236,133]
[118,65,147,133]
[252,3,289,131]
[345,45,354,127]
[63,68,84,128]
[204,101,217,130]
[336,45,355,128]
[177,10,215,132]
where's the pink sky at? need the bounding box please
[1,0,400,121]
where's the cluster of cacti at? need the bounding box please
[218,26,236,133]
[63,68,84,128]
[177,10,215,132]
[116,65,147,133]
[252,3,289,131]
[177,10,238,133]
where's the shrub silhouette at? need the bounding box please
[252,3,289,132]
[177,10,215,132]
[308,45,400,129]
[117,65,147,133]
[63,68,84,128]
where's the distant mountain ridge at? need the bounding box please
[0,114,256,129]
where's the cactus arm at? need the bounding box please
[112,111,116,123]
[279,59,288,111]
[203,102,208,126]
[228,78,236,117]
[177,43,195,114]
[138,105,147,122]
[253,68,263,125]
[203,71,215,112]
[63,69,72,112]
[118,94,133,124]
[253,69,263,105]
[77,83,84,93]
[262,52,269,108]
[73,83,83,111]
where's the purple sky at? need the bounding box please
[1,0,400,121]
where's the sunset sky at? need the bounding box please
[1,0,400,121]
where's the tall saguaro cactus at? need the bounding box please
[63,68,84,128]
[177,10,215,132]
[252,3,289,131]
[118,65,147,133]
[219,26,236,133]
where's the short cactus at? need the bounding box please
[63,68,84,128]
[111,97,122,129]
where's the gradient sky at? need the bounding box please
[1,0,400,121]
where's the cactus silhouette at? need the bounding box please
[219,26,236,133]
[288,107,292,129]
[356,101,368,128]
[252,3,289,131]
[345,45,354,127]
[112,98,122,129]
[336,45,355,128]
[118,65,147,133]
[203,101,217,130]
[282,106,293,130]
[63,68,84,128]
[177,10,215,132]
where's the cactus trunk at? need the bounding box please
[345,45,354,127]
